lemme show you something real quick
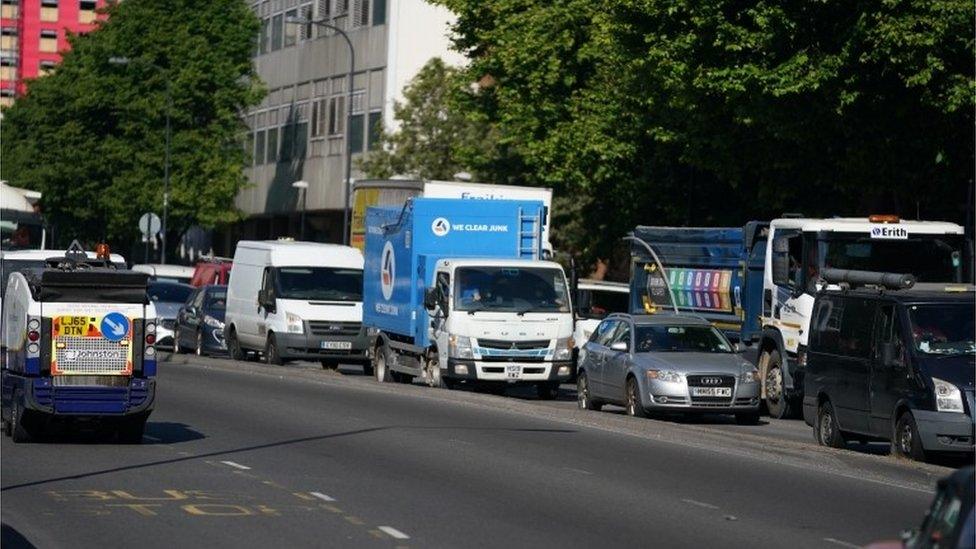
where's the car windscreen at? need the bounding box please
[1,259,46,297]
[577,288,629,319]
[634,325,734,353]
[148,283,194,303]
[908,304,975,356]
[822,234,970,283]
[274,267,363,301]
[454,266,570,313]
[206,289,228,309]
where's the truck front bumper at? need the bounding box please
[447,359,573,383]
[24,376,155,416]
[275,331,370,362]
[914,410,975,453]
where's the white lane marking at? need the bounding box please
[823,538,861,549]
[449,438,473,445]
[681,498,719,510]
[309,492,336,502]
[378,526,410,540]
[142,435,161,442]
[563,467,593,475]
[220,460,251,470]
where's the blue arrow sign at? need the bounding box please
[100,312,130,342]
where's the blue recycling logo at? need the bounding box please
[100,312,130,342]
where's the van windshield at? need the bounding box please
[275,267,363,301]
[454,266,570,313]
[908,304,975,356]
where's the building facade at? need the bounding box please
[0,0,109,106]
[224,0,462,250]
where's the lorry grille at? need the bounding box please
[477,339,550,350]
[308,321,361,336]
[53,336,131,375]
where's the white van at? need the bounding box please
[224,240,369,369]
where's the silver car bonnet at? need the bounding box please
[631,351,752,375]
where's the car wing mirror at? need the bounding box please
[610,341,629,352]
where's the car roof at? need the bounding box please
[608,313,712,326]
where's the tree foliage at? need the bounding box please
[1,0,264,249]
[434,0,974,267]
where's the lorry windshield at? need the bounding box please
[634,325,734,353]
[275,267,363,301]
[455,267,570,313]
[821,234,970,283]
[908,304,975,356]
[577,288,630,319]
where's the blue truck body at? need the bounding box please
[363,197,546,348]
[629,222,768,343]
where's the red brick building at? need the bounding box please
[0,0,110,107]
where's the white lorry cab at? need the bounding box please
[224,240,369,368]
[1,243,158,442]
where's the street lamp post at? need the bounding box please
[292,180,309,239]
[286,15,354,245]
[109,56,173,263]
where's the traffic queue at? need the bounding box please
[0,201,973,468]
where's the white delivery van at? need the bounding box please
[224,240,369,369]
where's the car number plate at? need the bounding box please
[320,341,352,350]
[506,365,520,379]
[691,387,731,397]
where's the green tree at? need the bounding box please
[1,0,264,250]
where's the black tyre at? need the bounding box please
[361,360,374,377]
[374,343,392,382]
[227,327,244,361]
[763,350,797,419]
[265,334,283,365]
[118,416,146,444]
[536,382,560,400]
[816,400,847,448]
[426,355,448,389]
[195,331,204,356]
[893,411,927,461]
[10,390,34,443]
[577,373,602,411]
[625,377,648,418]
[735,411,761,425]
[320,359,340,370]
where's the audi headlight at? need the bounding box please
[204,315,225,329]
[933,377,964,413]
[285,312,304,334]
[647,369,682,383]
[740,368,759,384]
[553,337,575,361]
[450,335,473,359]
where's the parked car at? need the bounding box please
[866,466,974,549]
[174,285,227,356]
[147,280,195,349]
[576,313,761,423]
[224,240,368,368]
[132,263,195,284]
[190,258,232,287]
[803,280,975,462]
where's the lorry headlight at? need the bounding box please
[204,315,225,329]
[449,335,473,359]
[285,312,304,334]
[553,337,574,361]
[933,377,964,413]
[647,369,682,383]
[740,369,759,383]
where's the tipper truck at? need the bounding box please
[363,198,574,399]
[629,215,971,418]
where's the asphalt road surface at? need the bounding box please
[2,354,961,548]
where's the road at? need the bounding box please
[1,353,957,548]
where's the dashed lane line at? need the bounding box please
[681,498,720,510]
[378,526,410,540]
[219,460,252,470]
[823,538,861,549]
[309,492,337,502]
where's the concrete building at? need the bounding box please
[0,0,110,106]
[226,0,462,250]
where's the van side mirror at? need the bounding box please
[610,341,629,352]
[424,288,438,311]
[771,236,791,287]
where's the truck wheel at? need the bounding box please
[536,382,559,400]
[118,416,147,444]
[361,360,374,377]
[320,359,339,370]
[10,390,34,443]
[374,344,392,382]
[264,334,283,365]
[762,350,796,419]
[577,372,602,411]
[625,377,648,418]
[426,354,447,389]
[893,411,927,461]
[227,327,244,361]
[816,400,846,448]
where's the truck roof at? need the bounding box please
[770,217,964,234]
[1,249,127,263]
[438,258,565,269]
[234,240,363,268]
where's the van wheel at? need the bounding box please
[894,411,927,461]
[173,327,183,354]
[320,359,339,370]
[536,382,559,400]
[10,390,34,443]
[227,327,244,361]
[625,377,648,418]
[577,372,602,411]
[816,401,846,448]
[265,334,283,365]
[762,350,796,419]
[374,343,391,382]
[195,331,204,356]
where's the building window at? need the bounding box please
[254,130,266,166]
[352,0,368,27]
[372,0,385,25]
[270,13,283,51]
[283,8,298,47]
[244,131,255,163]
[79,0,97,24]
[349,113,364,153]
[327,96,345,135]
[39,30,58,53]
[1,1,18,21]
[310,98,329,138]
[39,60,56,75]
[299,3,312,41]
[259,17,270,55]
[367,111,382,150]
[0,27,16,51]
[266,126,279,164]
[40,0,58,22]
[0,87,14,108]
[0,57,15,82]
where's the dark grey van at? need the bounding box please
[802,286,975,461]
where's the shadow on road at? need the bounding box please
[1,523,36,549]
[144,422,206,444]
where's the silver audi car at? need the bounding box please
[576,313,762,424]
